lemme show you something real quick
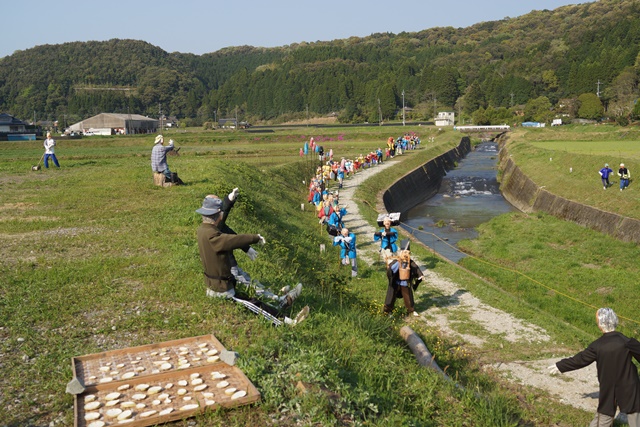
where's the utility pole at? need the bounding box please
[402,89,405,126]
[433,96,437,120]
[596,80,602,98]
[306,104,309,127]
[510,92,515,107]
[378,98,382,126]
[158,103,163,131]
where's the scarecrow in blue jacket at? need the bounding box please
[374,216,398,259]
[333,227,357,277]
[599,163,613,189]
[327,204,347,231]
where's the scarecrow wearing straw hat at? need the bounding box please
[383,240,424,317]
[151,135,174,181]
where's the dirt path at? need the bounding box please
[338,155,601,418]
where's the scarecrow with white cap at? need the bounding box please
[599,163,613,190]
[195,190,307,325]
[618,163,631,191]
[383,239,424,318]
[151,135,175,182]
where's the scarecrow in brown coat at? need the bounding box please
[383,240,424,317]
[195,190,307,325]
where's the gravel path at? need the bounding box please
[337,155,602,417]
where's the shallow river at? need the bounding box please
[401,142,517,262]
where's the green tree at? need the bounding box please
[338,99,360,123]
[378,83,396,120]
[462,83,486,115]
[541,70,559,92]
[603,67,638,119]
[433,67,460,108]
[524,96,554,123]
[577,93,604,120]
[472,107,490,125]
[631,100,640,120]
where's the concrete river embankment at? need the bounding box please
[381,136,640,262]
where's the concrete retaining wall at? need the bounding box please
[498,144,640,243]
[381,137,640,244]
[382,137,472,215]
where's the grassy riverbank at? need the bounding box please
[368,125,640,341]
[0,125,599,426]
[506,125,640,218]
[453,125,640,343]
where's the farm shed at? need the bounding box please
[67,113,159,135]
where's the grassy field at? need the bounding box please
[1,124,628,426]
[507,125,640,217]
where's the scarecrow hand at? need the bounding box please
[547,364,560,375]
[247,247,258,261]
[228,188,239,202]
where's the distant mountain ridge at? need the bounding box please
[1,0,638,125]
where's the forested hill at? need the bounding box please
[1,0,639,125]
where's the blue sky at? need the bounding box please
[2,0,583,58]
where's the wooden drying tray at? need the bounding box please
[72,334,227,387]
[71,334,261,427]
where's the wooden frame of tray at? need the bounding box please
[74,362,260,427]
[71,334,226,387]
[72,334,260,427]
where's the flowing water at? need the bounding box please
[401,142,517,262]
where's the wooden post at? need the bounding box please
[399,326,447,377]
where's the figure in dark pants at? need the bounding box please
[549,308,640,427]
[599,163,613,190]
[618,163,631,191]
[196,191,306,326]
[383,240,424,318]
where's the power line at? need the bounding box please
[400,222,640,327]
